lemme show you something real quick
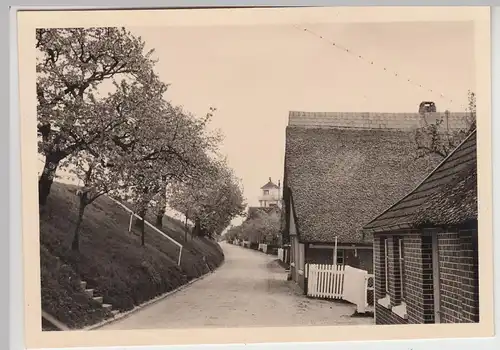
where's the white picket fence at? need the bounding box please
[277,248,284,261]
[306,264,372,313]
[307,264,345,299]
[258,243,268,253]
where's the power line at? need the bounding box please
[292,24,468,111]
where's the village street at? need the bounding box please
[99,242,373,330]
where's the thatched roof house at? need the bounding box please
[283,113,445,246]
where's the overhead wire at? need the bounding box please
[292,24,468,111]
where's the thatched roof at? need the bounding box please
[363,130,477,232]
[284,125,441,244]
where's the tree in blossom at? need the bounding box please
[227,209,281,245]
[36,27,159,206]
[63,125,132,252]
[115,103,222,246]
[169,157,246,240]
[415,90,476,159]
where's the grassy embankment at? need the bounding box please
[40,182,224,330]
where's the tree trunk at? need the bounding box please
[155,204,165,227]
[156,214,163,227]
[38,154,61,206]
[71,195,87,252]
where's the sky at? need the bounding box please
[124,21,475,226]
[41,21,475,227]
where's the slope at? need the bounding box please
[39,182,224,330]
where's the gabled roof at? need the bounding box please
[261,178,280,190]
[363,130,477,233]
[284,123,441,244]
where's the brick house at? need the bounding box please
[282,111,458,294]
[362,130,478,324]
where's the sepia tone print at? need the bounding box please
[23,7,492,347]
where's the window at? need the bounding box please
[263,190,269,195]
[398,238,405,301]
[336,249,345,265]
[392,237,408,319]
[377,237,392,309]
[384,238,389,294]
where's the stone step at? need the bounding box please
[80,281,87,290]
[84,289,94,297]
[102,304,113,312]
[93,296,103,304]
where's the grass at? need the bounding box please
[39,182,224,329]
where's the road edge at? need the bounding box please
[85,257,226,331]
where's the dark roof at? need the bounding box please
[261,178,280,190]
[363,130,477,232]
[284,126,441,244]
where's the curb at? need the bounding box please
[85,259,225,331]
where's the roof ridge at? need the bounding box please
[288,111,471,131]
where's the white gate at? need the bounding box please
[306,264,345,299]
[343,266,373,313]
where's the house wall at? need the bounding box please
[290,236,306,291]
[374,233,433,325]
[305,247,334,265]
[374,228,479,325]
[437,229,479,323]
[345,248,373,274]
[258,188,280,207]
[306,245,373,273]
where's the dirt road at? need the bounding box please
[99,242,373,330]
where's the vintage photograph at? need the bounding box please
[17,5,493,349]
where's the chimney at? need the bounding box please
[269,177,271,182]
[278,180,281,188]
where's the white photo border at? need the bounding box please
[6,2,500,350]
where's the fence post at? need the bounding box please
[178,247,183,266]
[128,212,134,232]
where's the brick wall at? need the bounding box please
[437,229,479,323]
[375,304,410,325]
[374,233,434,325]
[459,229,479,322]
[373,237,386,302]
[374,236,408,324]
[404,234,435,324]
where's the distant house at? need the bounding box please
[259,177,282,208]
[282,111,470,293]
[362,130,478,325]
